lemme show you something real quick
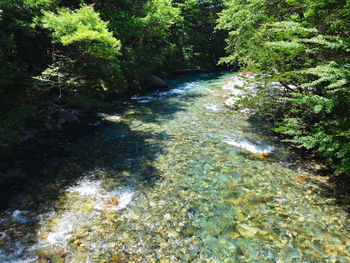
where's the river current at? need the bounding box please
[1,72,350,262]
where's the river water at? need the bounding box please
[1,72,350,262]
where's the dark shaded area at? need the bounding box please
[0,72,206,226]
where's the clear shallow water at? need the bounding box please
[1,72,350,262]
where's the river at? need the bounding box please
[1,72,350,262]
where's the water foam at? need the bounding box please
[157,88,185,96]
[68,180,102,196]
[45,211,77,246]
[106,115,121,121]
[39,179,134,249]
[224,139,274,154]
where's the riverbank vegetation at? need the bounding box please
[1,0,350,175]
[217,0,350,175]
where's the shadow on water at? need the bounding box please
[0,74,206,252]
[0,71,226,212]
[0,118,166,261]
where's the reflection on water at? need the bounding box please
[1,72,350,262]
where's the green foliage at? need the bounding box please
[96,0,183,79]
[173,0,226,68]
[41,5,121,60]
[96,0,224,80]
[0,0,227,151]
[218,0,350,175]
[133,0,182,76]
[36,5,124,99]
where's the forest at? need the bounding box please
[1,0,350,176]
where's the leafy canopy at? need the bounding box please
[41,5,121,60]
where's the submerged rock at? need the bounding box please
[255,153,271,160]
[292,176,308,183]
[236,224,258,238]
[104,196,119,207]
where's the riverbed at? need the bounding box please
[1,72,350,262]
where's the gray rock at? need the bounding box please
[144,75,168,90]
[57,110,80,124]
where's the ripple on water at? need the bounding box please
[157,88,185,96]
[131,81,200,104]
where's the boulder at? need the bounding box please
[144,75,168,91]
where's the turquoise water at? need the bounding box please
[1,72,350,262]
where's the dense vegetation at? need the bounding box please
[1,0,349,175]
[0,0,225,151]
[217,0,350,175]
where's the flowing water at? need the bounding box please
[1,72,350,262]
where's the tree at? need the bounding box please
[217,0,350,175]
[36,5,123,99]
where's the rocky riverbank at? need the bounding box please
[221,72,336,175]
[222,72,257,109]
[221,71,298,111]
